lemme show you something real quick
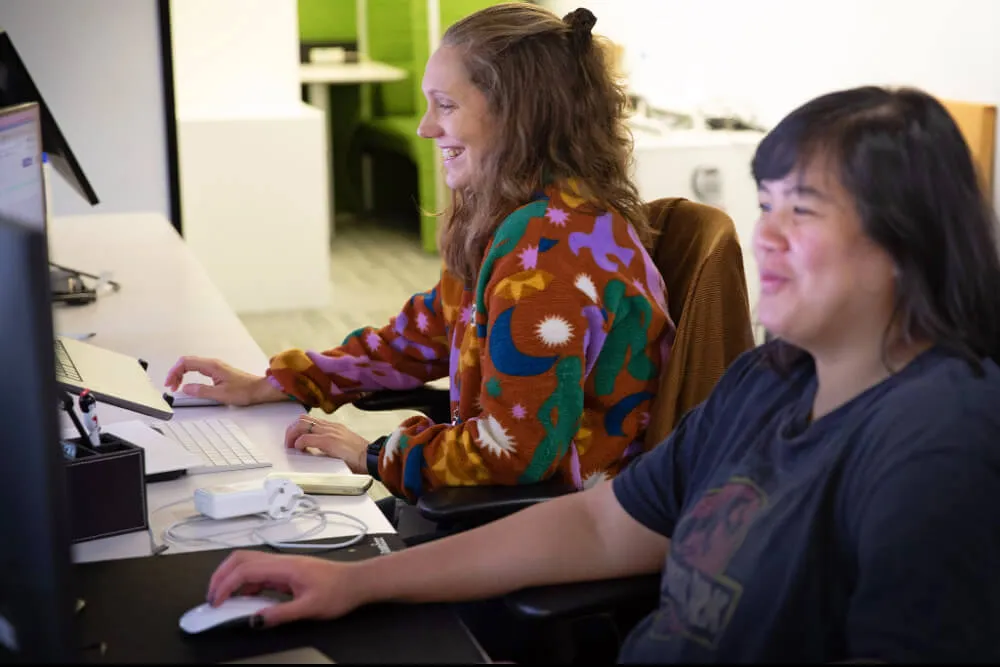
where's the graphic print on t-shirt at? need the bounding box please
[652,476,768,648]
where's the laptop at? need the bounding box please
[54,335,174,420]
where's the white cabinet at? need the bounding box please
[631,129,766,343]
[177,106,330,314]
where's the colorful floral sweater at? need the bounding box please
[266,183,675,501]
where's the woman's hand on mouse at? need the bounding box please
[163,356,287,407]
[207,550,365,627]
[285,417,369,472]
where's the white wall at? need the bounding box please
[169,0,331,313]
[170,0,301,116]
[0,0,170,218]
[544,0,1000,206]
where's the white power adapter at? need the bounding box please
[163,477,369,553]
[193,478,303,520]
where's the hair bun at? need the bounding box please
[562,7,596,51]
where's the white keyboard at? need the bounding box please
[149,418,272,475]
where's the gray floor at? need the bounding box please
[239,216,444,501]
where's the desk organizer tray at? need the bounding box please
[63,432,148,543]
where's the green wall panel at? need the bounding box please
[298,0,357,42]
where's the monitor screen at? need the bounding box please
[0,212,79,662]
[0,30,98,207]
[0,103,45,229]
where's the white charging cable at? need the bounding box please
[255,496,369,551]
[153,482,369,553]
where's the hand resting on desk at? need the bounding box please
[164,356,287,407]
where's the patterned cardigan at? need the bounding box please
[266,182,675,501]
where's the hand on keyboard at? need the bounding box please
[163,356,287,407]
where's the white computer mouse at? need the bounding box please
[179,595,280,634]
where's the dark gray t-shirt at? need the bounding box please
[614,344,1000,663]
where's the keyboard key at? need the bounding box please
[53,339,83,383]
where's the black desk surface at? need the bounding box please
[73,534,487,664]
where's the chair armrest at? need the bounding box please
[416,480,577,527]
[353,386,451,425]
[503,573,661,621]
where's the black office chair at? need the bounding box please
[355,386,576,542]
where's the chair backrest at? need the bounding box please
[641,198,756,450]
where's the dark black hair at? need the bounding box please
[752,85,1000,374]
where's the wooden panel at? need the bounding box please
[940,98,996,199]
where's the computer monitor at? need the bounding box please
[0,104,99,308]
[0,102,45,229]
[0,30,98,206]
[0,212,79,662]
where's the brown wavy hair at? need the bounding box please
[436,3,650,285]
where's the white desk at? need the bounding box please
[300,60,408,234]
[300,61,408,86]
[49,212,394,564]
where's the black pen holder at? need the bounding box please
[62,432,149,543]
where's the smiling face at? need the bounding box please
[417,45,496,191]
[753,158,898,354]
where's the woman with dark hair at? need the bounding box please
[202,87,1000,662]
[754,85,1000,374]
[164,4,673,504]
